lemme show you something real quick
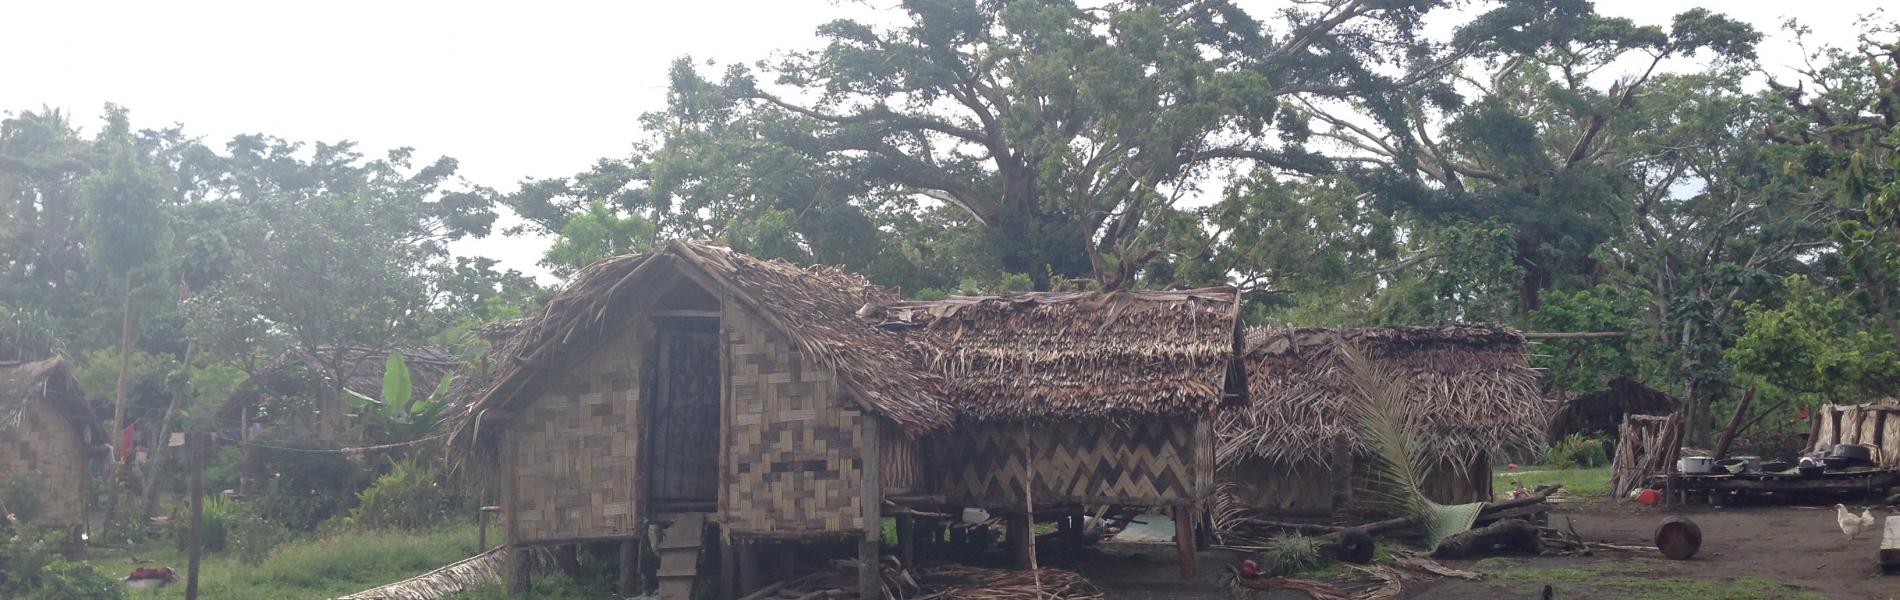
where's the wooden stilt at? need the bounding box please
[859,412,883,600]
[619,539,640,596]
[896,513,916,569]
[555,544,582,576]
[738,539,761,596]
[1008,512,1033,570]
[948,524,968,560]
[718,531,736,600]
[507,547,531,597]
[779,541,797,583]
[1174,507,1197,579]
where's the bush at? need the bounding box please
[0,525,119,600]
[167,494,298,563]
[349,460,447,531]
[0,474,46,524]
[171,494,235,553]
[1259,534,1326,577]
[248,435,372,532]
[1544,433,1610,469]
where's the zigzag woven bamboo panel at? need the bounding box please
[0,400,86,524]
[722,303,864,536]
[936,418,1211,508]
[508,330,643,542]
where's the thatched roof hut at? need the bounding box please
[0,357,101,525]
[1545,376,1679,442]
[219,345,458,439]
[1215,326,1546,517]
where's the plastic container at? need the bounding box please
[1636,488,1663,505]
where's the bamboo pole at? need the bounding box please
[1020,424,1041,597]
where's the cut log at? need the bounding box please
[1654,516,1702,560]
[1321,485,1563,541]
[1431,519,1541,559]
[1880,516,1899,575]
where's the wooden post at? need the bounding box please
[619,539,641,596]
[508,547,531,597]
[778,541,797,583]
[185,432,206,600]
[737,539,760,595]
[719,531,736,600]
[1007,512,1033,570]
[858,413,881,600]
[895,513,916,569]
[1173,507,1197,579]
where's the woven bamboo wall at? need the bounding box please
[507,327,644,543]
[937,418,1212,508]
[0,400,86,524]
[879,418,923,494]
[722,302,866,537]
[1815,404,1900,466]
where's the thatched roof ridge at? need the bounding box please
[869,287,1245,421]
[1215,325,1547,467]
[453,241,952,436]
[217,345,459,420]
[0,357,98,436]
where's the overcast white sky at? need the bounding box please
[3,0,1888,281]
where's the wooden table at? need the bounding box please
[1645,467,1900,505]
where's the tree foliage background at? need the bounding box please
[5,0,1900,501]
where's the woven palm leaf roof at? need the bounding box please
[452,240,954,437]
[0,357,99,437]
[868,287,1246,421]
[216,345,460,421]
[1214,325,1547,467]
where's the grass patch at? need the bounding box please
[1494,465,1612,498]
[1475,558,1824,600]
[83,524,484,600]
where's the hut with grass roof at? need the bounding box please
[217,345,459,443]
[1215,326,1547,520]
[449,241,1248,598]
[0,357,102,525]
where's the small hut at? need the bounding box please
[0,357,102,525]
[872,289,1243,512]
[452,241,1248,598]
[218,345,458,441]
[1215,326,1546,519]
[1545,376,1679,442]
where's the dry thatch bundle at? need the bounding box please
[1215,326,1547,469]
[911,565,1104,600]
[869,288,1244,421]
[330,546,555,600]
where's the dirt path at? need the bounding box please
[1418,501,1895,599]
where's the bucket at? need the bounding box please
[1636,488,1662,505]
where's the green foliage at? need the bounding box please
[348,460,448,531]
[0,303,62,361]
[79,105,171,281]
[1528,286,1648,396]
[1,525,121,600]
[0,474,47,524]
[171,494,236,553]
[1727,275,1900,401]
[540,200,655,278]
[1494,466,1612,498]
[247,436,373,532]
[1543,434,1611,469]
[1258,534,1326,577]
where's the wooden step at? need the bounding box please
[656,513,709,600]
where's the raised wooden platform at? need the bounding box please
[1647,467,1900,505]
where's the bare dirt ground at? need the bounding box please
[1080,500,1897,599]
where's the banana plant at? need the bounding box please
[342,353,455,444]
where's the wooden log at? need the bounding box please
[1880,516,1899,575]
[1007,512,1033,570]
[1322,485,1563,540]
[185,432,206,600]
[1712,386,1757,460]
[1654,516,1702,560]
[858,412,881,600]
[1174,507,1197,579]
[1431,518,1541,559]
[738,540,760,596]
[507,547,531,597]
[895,513,915,569]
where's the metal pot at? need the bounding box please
[1830,444,1873,465]
[1678,456,1718,475]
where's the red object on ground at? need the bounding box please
[1636,488,1662,505]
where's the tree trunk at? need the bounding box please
[1711,386,1756,460]
[101,275,135,534]
[139,331,195,519]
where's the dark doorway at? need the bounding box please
[649,318,721,509]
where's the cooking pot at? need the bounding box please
[1823,456,1856,470]
[1830,444,1873,465]
[1797,464,1825,477]
[1678,456,1718,475]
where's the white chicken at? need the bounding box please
[1835,504,1876,540]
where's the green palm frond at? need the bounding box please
[1335,338,1480,547]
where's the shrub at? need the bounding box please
[1544,433,1610,469]
[0,525,118,600]
[0,474,46,524]
[167,494,298,563]
[248,435,372,532]
[1259,534,1326,576]
[171,494,236,553]
[349,460,447,531]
